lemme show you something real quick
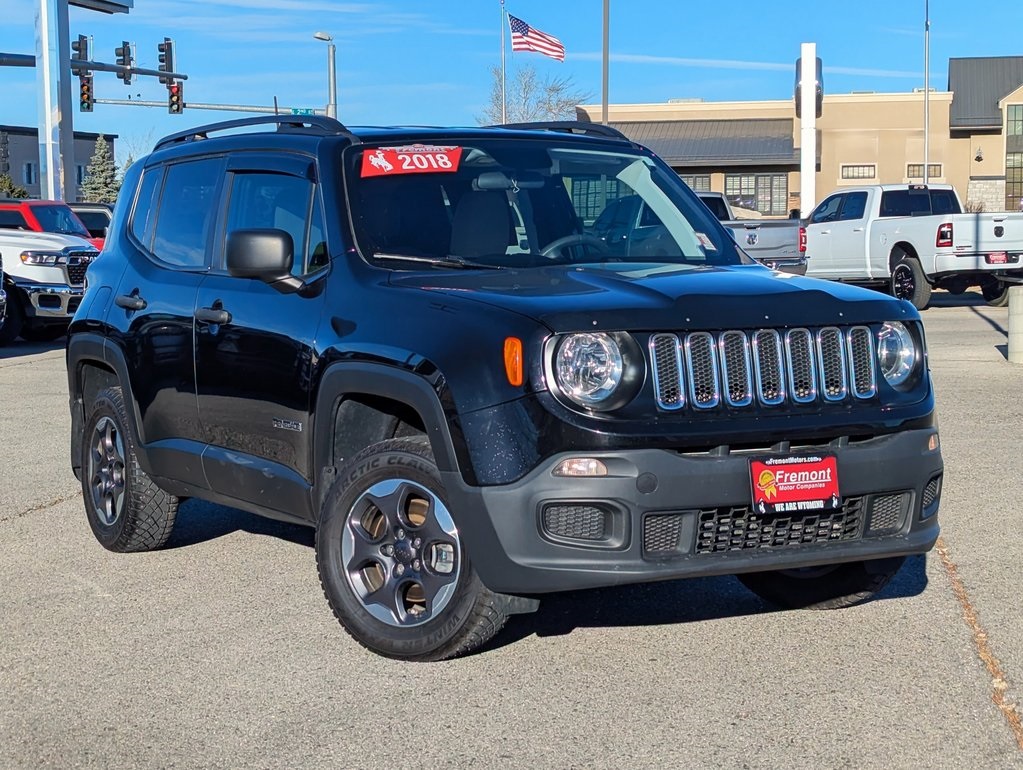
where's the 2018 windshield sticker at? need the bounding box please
[360,145,463,177]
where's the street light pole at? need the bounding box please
[313,31,337,119]
[923,0,930,185]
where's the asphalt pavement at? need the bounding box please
[1,290,1022,769]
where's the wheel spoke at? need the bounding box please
[416,568,458,615]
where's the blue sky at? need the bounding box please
[1,0,1021,163]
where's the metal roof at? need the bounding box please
[948,57,1023,130]
[611,119,798,167]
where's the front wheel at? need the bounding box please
[889,252,931,310]
[737,557,906,610]
[316,437,509,661]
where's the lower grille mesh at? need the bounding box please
[644,514,684,553]
[542,504,608,541]
[922,476,942,510]
[693,496,865,554]
[867,493,907,534]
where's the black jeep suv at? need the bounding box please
[67,116,943,661]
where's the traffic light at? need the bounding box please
[167,80,183,114]
[114,40,133,84]
[79,75,94,112]
[157,37,174,84]
[70,34,89,62]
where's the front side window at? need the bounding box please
[810,194,844,224]
[151,158,223,269]
[839,192,868,221]
[224,172,317,276]
[346,139,742,269]
[0,209,29,230]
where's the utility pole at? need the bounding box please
[35,0,75,200]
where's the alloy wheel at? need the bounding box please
[88,416,126,527]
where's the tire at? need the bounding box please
[737,556,906,610]
[316,437,509,661]
[981,279,1011,308]
[81,386,179,552]
[0,292,25,345]
[19,322,69,342]
[889,251,932,310]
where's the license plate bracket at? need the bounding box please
[750,453,840,515]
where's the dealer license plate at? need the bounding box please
[986,252,1008,264]
[750,453,840,515]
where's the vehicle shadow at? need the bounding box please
[480,554,929,653]
[164,498,315,550]
[0,339,66,359]
[928,290,986,308]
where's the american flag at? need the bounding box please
[508,14,565,62]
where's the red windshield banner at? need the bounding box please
[750,454,840,515]
[360,145,463,178]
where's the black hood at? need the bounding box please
[388,262,916,333]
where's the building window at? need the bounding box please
[724,173,788,216]
[23,162,36,186]
[1008,105,1023,137]
[76,165,87,186]
[840,164,876,180]
[679,174,711,192]
[1007,153,1023,212]
[906,163,942,179]
[569,175,624,224]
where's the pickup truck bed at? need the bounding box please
[697,192,806,275]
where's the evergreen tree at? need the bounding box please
[0,174,29,199]
[79,135,120,203]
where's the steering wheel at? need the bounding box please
[540,233,611,260]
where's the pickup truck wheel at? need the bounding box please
[0,292,25,345]
[889,252,931,310]
[737,556,906,610]
[82,386,179,552]
[981,279,1011,307]
[316,437,509,661]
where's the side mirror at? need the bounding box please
[226,228,302,293]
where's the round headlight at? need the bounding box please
[877,321,917,387]
[554,332,623,407]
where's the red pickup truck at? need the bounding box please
[0,199,103,250]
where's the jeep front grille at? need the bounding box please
[650,326,877,411]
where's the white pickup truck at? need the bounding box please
[697,192,807,275]
[804,184,1023,309]
[0,230,98,344]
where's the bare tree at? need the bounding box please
[478,64,591,125]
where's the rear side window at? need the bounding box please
[151,158,223,268]
[880,189,932,217]
[700,196,730,221]
[839,192,868,221]
[930,189,961,215]
[130,168,163,249]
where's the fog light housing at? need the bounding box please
[552,458,608,477]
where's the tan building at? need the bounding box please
[578,56,1023,218]
[0,125,116,201]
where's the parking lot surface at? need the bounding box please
[2,290,1022,769]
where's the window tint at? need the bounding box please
[839,192,867,221]
[638,202,663,228]
[811,194,844,224]
[307,196,328,271]
[31,204,90,237]
[880,189,932,217]
[699,195,730,221]
[152,158,222,268]
[224,172,314,276]
[0,209,29,229]
[75,210,110,238]
[130,168,164,250]
[930,189,961,215]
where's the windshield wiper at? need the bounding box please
[372,252,498,270]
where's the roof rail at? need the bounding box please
[488,121,629,141]
[153,115,361,152]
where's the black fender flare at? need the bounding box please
[312,361,465,498]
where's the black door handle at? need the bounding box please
[194,306,232,325]
[115,293,147,311]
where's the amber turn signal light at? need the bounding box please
[504,337,523,386]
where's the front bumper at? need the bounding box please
[442,427,942,594]
[14,281,84,320]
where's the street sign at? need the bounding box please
[290,108,315,116]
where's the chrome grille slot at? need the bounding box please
[817,327,848,401]
[719,331,753,407]
[650,334,684,410]
[847,326,877,398]
[685,332,719,409]
[752,330,785,405]
[785,328,817,403]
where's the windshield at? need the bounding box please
[345,138,743,269]
[31,204,91,238]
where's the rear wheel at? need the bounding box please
[981,279,1011,307]
[316,437,509,661]
[889,251,931,310]
[737,557,906,610]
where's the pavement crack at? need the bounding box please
[936,536,1023,751]
[1,489,80,525]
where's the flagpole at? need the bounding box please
[601,0,609,125]
[501,0,507,123]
